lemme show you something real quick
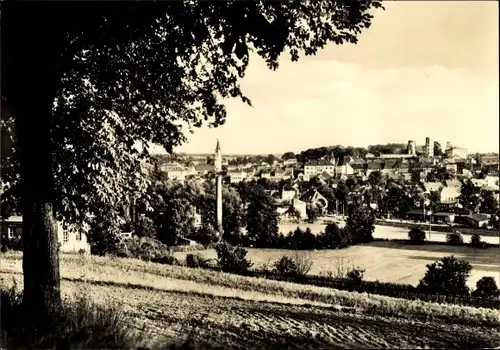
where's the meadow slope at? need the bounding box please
[1,252,499,349]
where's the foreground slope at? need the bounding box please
[1,253,499,349]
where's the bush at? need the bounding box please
[408,227,426,244]
[187,226,219,246]
[346,268,365,284]
[0,235,22,252]
[87,220,123,256]
[116,236,179,265]
[472,277,500,298]
[133,216,157,238]
[185,253,212,269]
[215,241,253,274]
[446,232,464,245]
[0,284,138,349]
[469,233,487,248]
[319,223,351,249]
[273,252,313,278]
[345,207,375,244]
[286,227,318,250]
[418,255,472,296]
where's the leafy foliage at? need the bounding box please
[319,223,351,249]
[287,227,317,250]
[273,252,313,278]
[418,255,472,296]
[187,225,219,246]
[133,215,156,238]
[345,206,375,243]
[408,226,426,244]
[472,277,500,299]
[459,180,481,212]
[469,233,486,248]
[245,183,279,246]
[198,181,245,237]
[479,190,499,215]
[306,203,321,223]
[2,0,384,240]
[346,268,365,284]
[446,232,464,245]
[116,236,179,265]
[215,241,253,274]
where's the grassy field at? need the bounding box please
[174,241,500,289]
[1,252,499,348]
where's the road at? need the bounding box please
[278,222,500,245]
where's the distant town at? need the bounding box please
[150,137,499,230]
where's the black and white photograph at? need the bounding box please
[1,0,499,348]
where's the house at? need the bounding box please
[485,175,499,187]
[381,160,397,176]
[273,170,286,181]
[444,179,462,189]
[422,181,443,194]
[366,161,383,176]
[260,171,271,179]
[471,178,488,188]
[445,147,468,159]
[439,186,461,204]
[283,167,294,179]
[300,189,328,213]
[441,159,458,174]
[479,153,499,166]
[194,163,215,176]
[283,158,298,166]
[166,166,188,180]
[350,162,366,176]
[229,170,247,184]
[431,212,455,224]
[1,216,91,253]
[281,185,298,201]
[465,214,489,228]
[291,198,308,219]
[303,159,336,181]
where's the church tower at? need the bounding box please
[214,139,223,237]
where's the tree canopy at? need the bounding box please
[1,0,384,328]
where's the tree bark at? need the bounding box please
[2,2,65,328]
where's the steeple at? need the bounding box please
[214,139,222,171]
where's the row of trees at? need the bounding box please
[290,142,445,163]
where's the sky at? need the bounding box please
[161,1,498,155]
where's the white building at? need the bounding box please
[1,216,91,253]
[283,158,298,166]
[166,167,188,180]
[229,170,247,184]
[445,147,468,160]
[424,137,434,157]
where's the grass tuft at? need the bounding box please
[0,282,139,349]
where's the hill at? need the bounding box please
[1,252,499,349]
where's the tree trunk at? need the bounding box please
[2,3,65,328]
[17,95,62,326]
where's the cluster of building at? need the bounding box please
[161,137,497,187]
